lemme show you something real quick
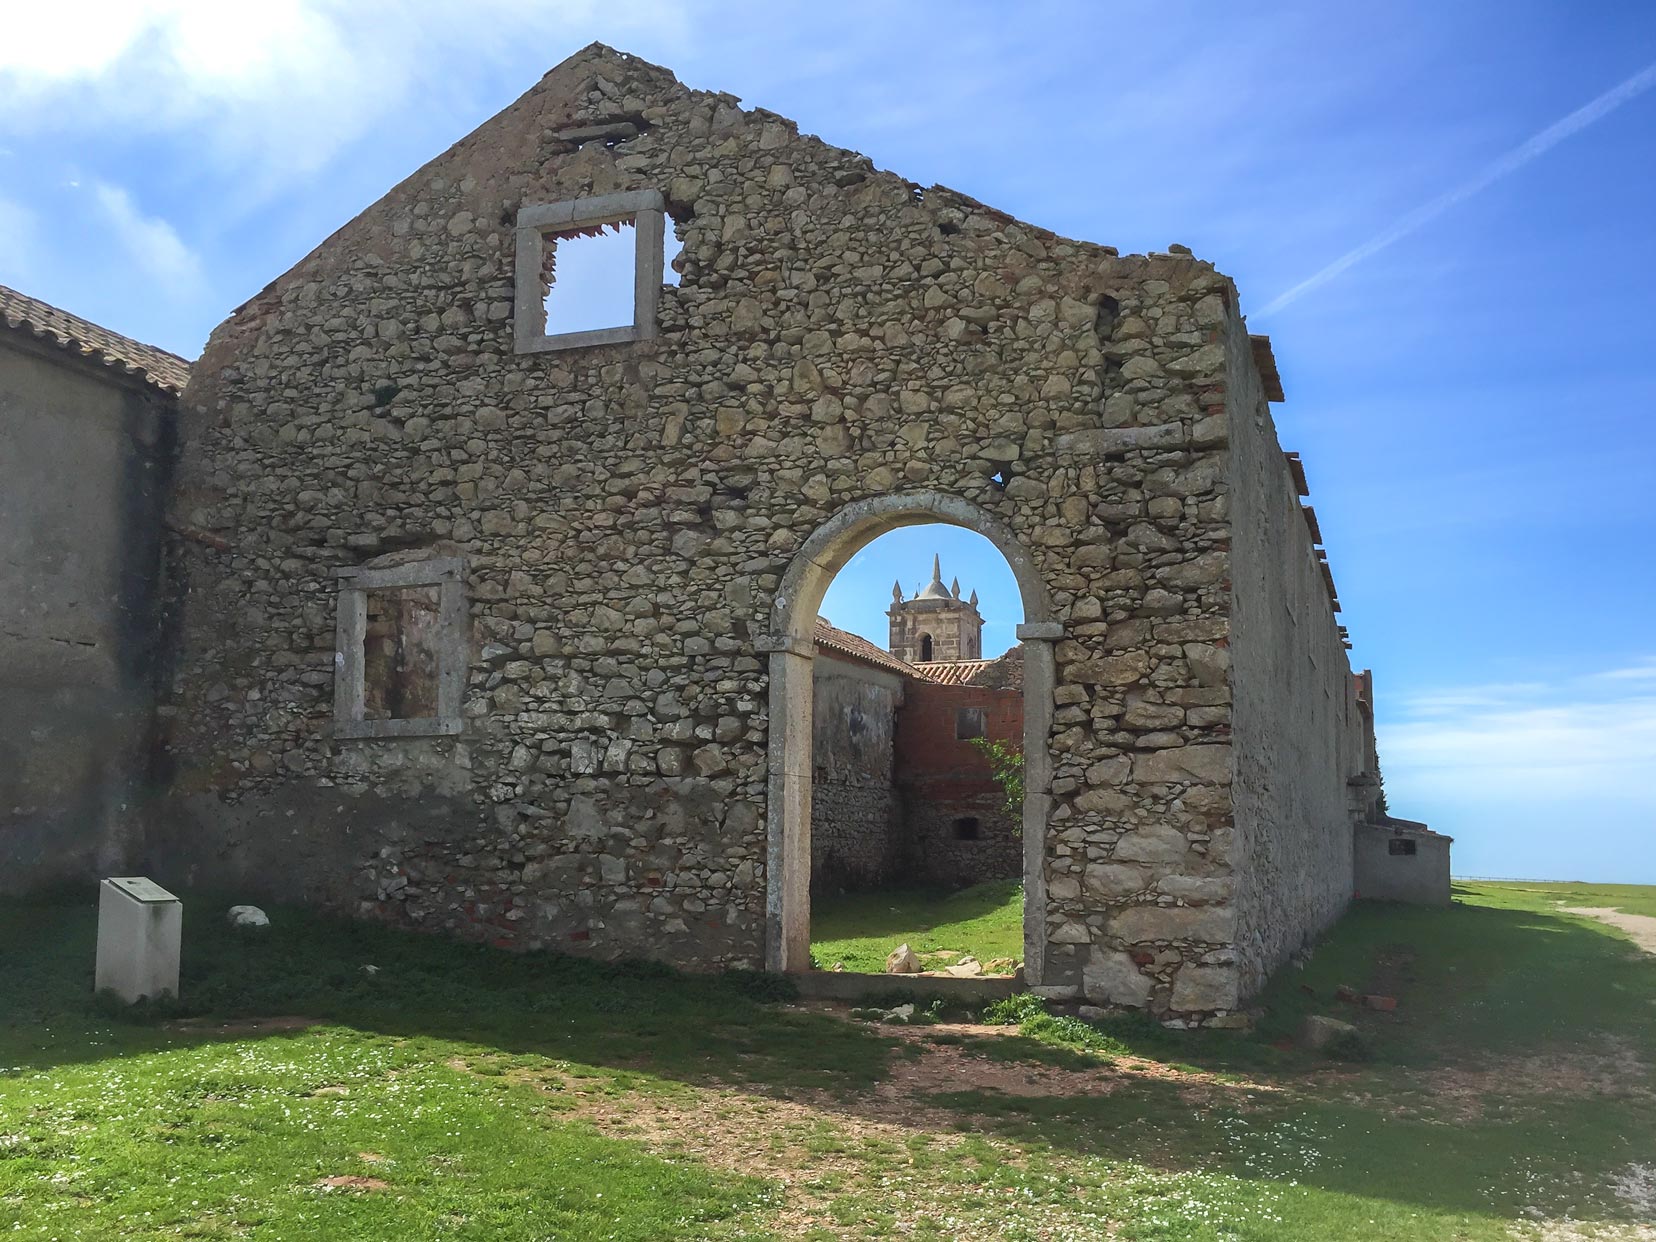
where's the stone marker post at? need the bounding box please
[95,877,181,1003]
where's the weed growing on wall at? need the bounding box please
[968,737,1024,825]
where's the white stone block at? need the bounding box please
[95,877,181,1004]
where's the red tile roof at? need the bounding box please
[0,283,191,395]
[813,617,916,677]
[907,647,1024,689]
[812,620,1025,689]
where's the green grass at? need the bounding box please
[3,881,1654,1239]
[810,879,1024,972]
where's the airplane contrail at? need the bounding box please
[1255,57,1656,319]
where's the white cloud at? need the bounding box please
[90,181,204,293]
[0,1,691,193]
[1257,56,1656,318]
[1381,661,1656,801]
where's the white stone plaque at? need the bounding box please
[95,877,181,1003]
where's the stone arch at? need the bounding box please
[762,490,1060,981]
[917,633,933,662]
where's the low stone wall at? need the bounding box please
[1353,823,1451,905]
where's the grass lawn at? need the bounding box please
[2,880,1654,1239]
[810,879,1024,973]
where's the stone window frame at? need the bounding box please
[513,190,666,354]
[332,557,467,739]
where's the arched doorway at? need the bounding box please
[762,491,1060,984]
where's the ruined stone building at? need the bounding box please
[0,44,1454,1020]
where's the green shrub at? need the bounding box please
[1019,1013,1130,1058]
[981,992,1047,1026]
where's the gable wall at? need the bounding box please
[156,46,1252,1011]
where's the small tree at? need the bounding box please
[968,736,1024,831]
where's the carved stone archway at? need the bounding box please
[760,491,1061,981]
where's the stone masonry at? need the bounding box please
[146,43,1421,1020]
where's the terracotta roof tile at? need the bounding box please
[0,283,191,395]
[813,617,916,677]
[908,647,1024,689]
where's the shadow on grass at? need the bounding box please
[4,884,1654,1227]
[0,893,895,1095]
[924,888,1656,1223]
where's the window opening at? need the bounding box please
[333,556,464,739]
[542,221,639,337]
[918,633,934,662]
[1388,838,1417,857]
[514,191,667,354]
[955,707,985,740]
[952,816,981,840]
[363,586,441,720]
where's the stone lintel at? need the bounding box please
[1016,621,1064,641]
[754,634,814,658]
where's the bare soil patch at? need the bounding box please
[164,1016,320,1036]
[1561,908,1656,956]
[314,1175,389,1192]
[1333,1039,1656,1124]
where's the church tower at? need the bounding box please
[887,555,984,663]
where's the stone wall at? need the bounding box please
[810,652,902,891]
[1226,312,1366,999]
[894,670,1022,888]
[1,336,173,893]
[902,788,1022,889]
[160,43,1273,1010]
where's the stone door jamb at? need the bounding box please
[760,491,1059,984]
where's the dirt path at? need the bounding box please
[1560,907,1656,955]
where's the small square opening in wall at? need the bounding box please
[334,557,465,739]
[1388,838,1417,857]
[514,191,670,354]
[956,707,985,740]
[952,817,981,841]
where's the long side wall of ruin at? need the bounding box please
[1225,313,1364,996]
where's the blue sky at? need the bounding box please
[3,2,1653,881]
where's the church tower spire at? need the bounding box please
[886,554,984,663]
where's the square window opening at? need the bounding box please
[1388,838,1417,857]
[542,221,639,337]
[956,707,986,740]
[363,585,442,720]
[333,556,464,739]
[514,191,668,355]
[952,816,981,841]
